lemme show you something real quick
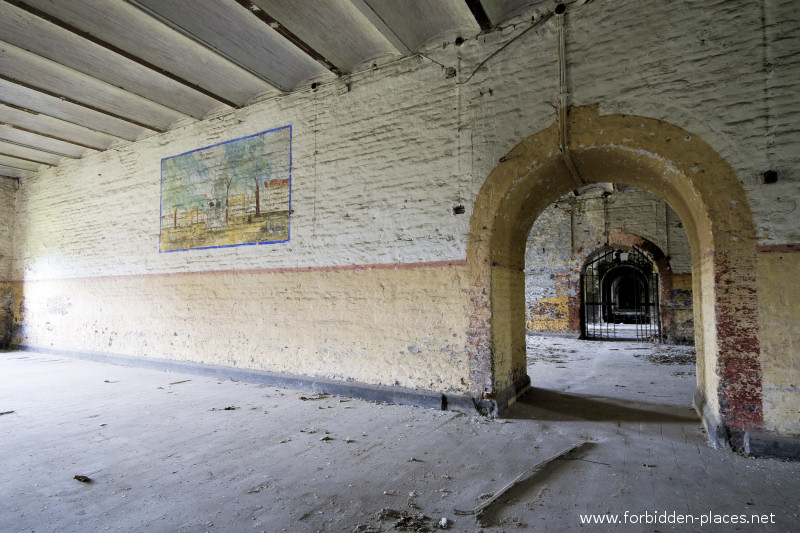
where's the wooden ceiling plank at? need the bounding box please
[0,120,105,153]
[0,85,143,142]
[365,0,480,51]
[0,134,78,159]
[464,0,493,32]
[1,42,194,133]
[255,0,402,72]
[348,0,411,55]
[3,0,240,110]
[0,123,86,157]
[0,154,41,172]
[0,163,36,179]
[0,104,116,150]
[0,3,223,120]
[479,0,544,27]
[0,145,58,166]
[234,0,344,77]
[0,73,162,133]
[21,0,277,106]
[127,0,328,93]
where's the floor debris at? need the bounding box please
[73,475,92,483]
[352,525,382,533]
[642,347,696,365]
[0,410,14,416]
[246,482,270,494]
[6,342,800,532]
[378,508,440,532]
[299,393,329,401]
[454,440,587,517]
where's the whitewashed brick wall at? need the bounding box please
[5,1,799,427]
[12,0,800,282]
[0,179,15,282]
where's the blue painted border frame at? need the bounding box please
[159,124,292,253]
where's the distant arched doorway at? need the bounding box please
[581,247,660,341]
[467,106,762,446]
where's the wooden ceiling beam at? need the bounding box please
[0,137,78,159]
[0,121,103,152]
[234,0,344,77]
[348,0,411,55]
[0,73,162,132]
[0,159,39,172]
[0,151,54,167]
[3,0,240,110]
[465,0,493,32]
[0,102,128,146]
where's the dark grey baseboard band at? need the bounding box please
[744,431,800,460]
[18,345,480,415]
[694,388,800,460]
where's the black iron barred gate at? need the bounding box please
[581,247,661,341]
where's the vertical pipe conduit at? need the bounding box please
[555,3,584,189]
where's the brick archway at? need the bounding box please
[467,106,761,446]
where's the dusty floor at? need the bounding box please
[1,337,798,532]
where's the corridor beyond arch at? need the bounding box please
[467,106,762,446]
[581,245,661,341]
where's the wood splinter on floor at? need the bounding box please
[454,440,587,517]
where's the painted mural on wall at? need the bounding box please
[160,125,291,252]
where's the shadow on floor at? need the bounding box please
[506,387,699,423]
[475,443,596,527]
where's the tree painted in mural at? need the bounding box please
[161,153,211,229]
[159,125,291,252]
[217,133,273,223]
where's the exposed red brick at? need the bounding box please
[756,243,800,253]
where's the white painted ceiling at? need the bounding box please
[0,0,548,178]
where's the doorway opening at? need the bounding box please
[467,108,762,437]
[524,183,693,345]
[581,246,661,341]
[523,184,688,405]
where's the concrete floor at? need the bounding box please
[1,337,798,533]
